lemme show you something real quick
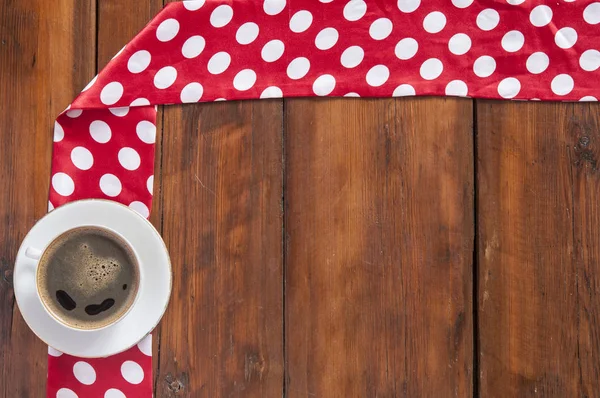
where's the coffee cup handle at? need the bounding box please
[25,247,42,261]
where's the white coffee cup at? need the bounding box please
[14,199,171,358]
[25,224,143,331]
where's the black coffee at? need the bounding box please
[36,227,139,330]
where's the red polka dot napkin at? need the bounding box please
[47,0,600,396]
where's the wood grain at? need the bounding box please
[284,97,474,397]
[0,0,95,396]
[158,100,284,397]
[477,101,600,397]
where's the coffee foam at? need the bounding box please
[80,242,122,290]
[37,227,139,330]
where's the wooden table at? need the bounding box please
[1,1,600,397]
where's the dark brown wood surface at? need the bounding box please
[284,98,474,397]
[158,100,284,397]
[2,1,600,397]
[477,101,600,398]
[0,0,95,396]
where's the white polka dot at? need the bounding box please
[584,3,600,25]
[100,174,122,197]
[263,0,286,15]
[183,0,205,11]
[73,361,96,385]
[52,173,74,197]
[236,22,259,45]
[476,9,500,31]
[207,52,231,74]
[214,98,227,102]
[344,92,360,97]
[344,0,367,21]
[452,0,473,8]
[154,66,177,89]
[501,30,525,52]
[66,109,82,118]
[555,27,577,49]
[445,80,469,96]
[156,18,179,42]
[366,65,390,87]
[137,335,152,356]
[260,86,283,98]
[261,40,285,62]
[393,84,416,96]
[48,201,54,212]
[100,82,124,105]
[369,18,393,40]
[395,38,418,60]
[104,389,126,398]
[147,175,154,195]
[136,120,156,144]
[210,5,233,27]
[130,98,151,107]
[530,5,553,27]
[89,120,112,143]
[497,77,521,99]
[56,388,78,398]
[507,0,525,4]
[290,10,313,32]
[315,28,339,50]
[580,49,600,71]
[109,107,129,117]
[551,74,574,96]
[54,122,64,142]
[127,50,151,74]
[580,96,598,101]
[526,52,549,74]
[473,55,496,78]
[423,11,446,34]
[82,75,97,92]
[397,0,420,13]
[118,147,141,171]
[180,82,204,103]
[312,74,336,96]
[448,33,471,55]
[71,147,94,170]
[341,45,365,67]
[419,58,443,80]
[182,36,205,59]
[233,69,257,91]
[48,346,63,357]
[287,57,310,79]
[129,201,150,218]
[121,360,144,384]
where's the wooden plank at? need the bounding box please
[477,101,600,397]
[97,0,165,72]
[284,97,474,397]
[158,100,284,396]
[95,0,164,391]
[0,0,95,396]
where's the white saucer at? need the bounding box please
[14,199,172,358]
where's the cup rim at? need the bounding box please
[34,224,143,332]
